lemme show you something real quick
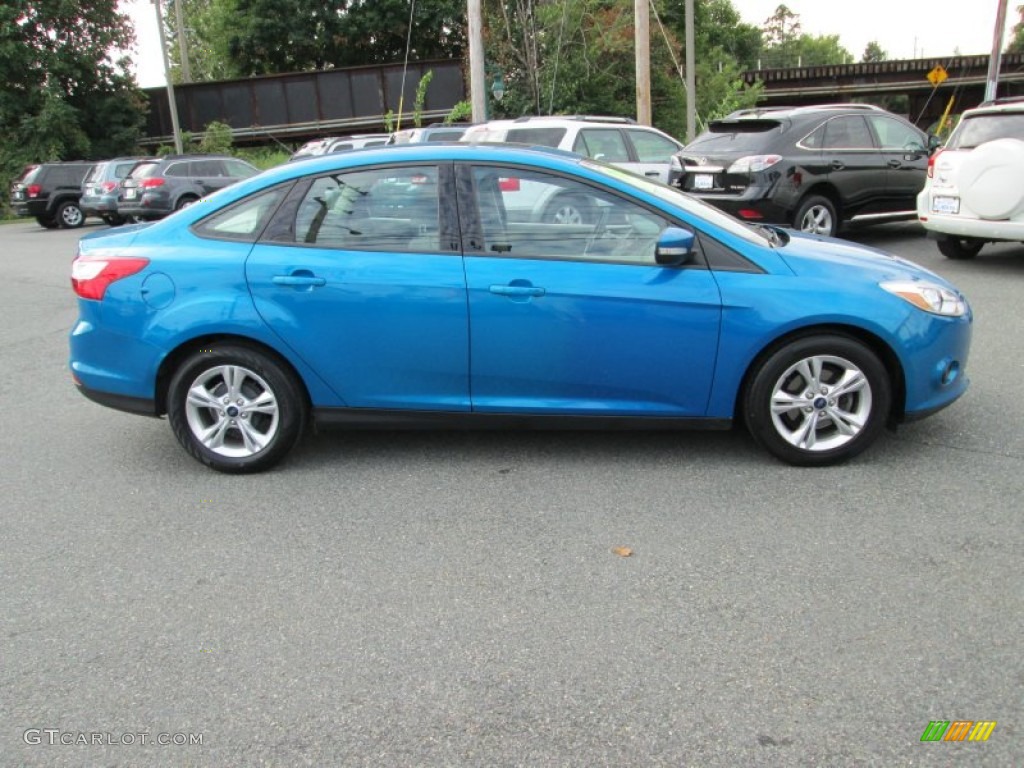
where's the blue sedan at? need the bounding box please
[69,144,971,472]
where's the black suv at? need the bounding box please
[117,155,259,220]
[669,104,936,237]
[10,162,96,229]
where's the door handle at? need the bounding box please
[490,285,545,297]
[273,274,326,287]
[490,284,545,298]
[830,160,845,170]
[645,171,661,177]
[887,159,902,168]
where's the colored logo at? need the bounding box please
[920,721,997,742]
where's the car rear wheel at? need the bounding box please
[175,195,199,210]
[35,215,59,229]
[56,201,85,229]
[167,345,307,473]
[744,335,891,466]
[794,195,838,237]
[544,194,592,225]
[936,235,983,260]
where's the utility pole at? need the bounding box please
[153,0,184,153]
[685,0,696,142]
[468,0,487,123]
[985,0,1009,101]
[173,0,191,82]
[635,0,651,125]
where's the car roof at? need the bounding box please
[964,96,1024,115]
[255,143,586,188]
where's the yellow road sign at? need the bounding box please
[927,65,948,86]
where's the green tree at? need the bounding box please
[221,0,466,76]
[862,41,888,63]
[0,1,145,201]
[1008,4,1024,53]
[485,0,760,140]
[164,0,240,82]
[759,5,852,67]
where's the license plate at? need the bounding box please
[692,174,714,190]
[124,188,137,200]
[932,196,959,214]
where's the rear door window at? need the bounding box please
[822,116,875,149]
[574,129,631,162]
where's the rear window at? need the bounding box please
[686,120,784,152]
[948,112,1024,149]
[504,127,567,147]
[129,162,160,179]
[19,166,42,184]
[85,163,107,183]
[113,162,138,179]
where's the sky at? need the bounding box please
[123,0,1015,88]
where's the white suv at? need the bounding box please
[460,115,684,183]
[917,98,1024,259]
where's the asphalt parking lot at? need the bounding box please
[2,218,1021,766]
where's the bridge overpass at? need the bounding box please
[742,53,1024,126]
[140,53,1024,147]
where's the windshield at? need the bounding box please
[948,112,1024,149]
[581,160,767,246]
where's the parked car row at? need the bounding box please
[12,99,1024,262]
[9,155,259,228]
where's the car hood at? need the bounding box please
[775,229,951,286]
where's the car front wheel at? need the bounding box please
[794,195,838,237]
[744,335,891,466]
[167,345,307,473]
[936,235,983,260]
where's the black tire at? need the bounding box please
[543,194,592,225]
[167,344,307,473]
[102,214,126,226]
[175,195,199,211]
[35,215,59,229]
[743,335,891,466]
[936,235,983,260]
[56,200,85,229]
[793,195,838,237]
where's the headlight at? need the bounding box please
[880,280,967,317]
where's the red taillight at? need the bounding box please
[498,177,520,192]
[927,150,942,179]
[737,209,764,220]
[140,178,165,189]
[71,257,149,300]
[102,181,118,192]
[27,184,41,198]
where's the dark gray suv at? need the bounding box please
[117,155,258,220]
[669,104,936,237]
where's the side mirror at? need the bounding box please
[655,226,696,266]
